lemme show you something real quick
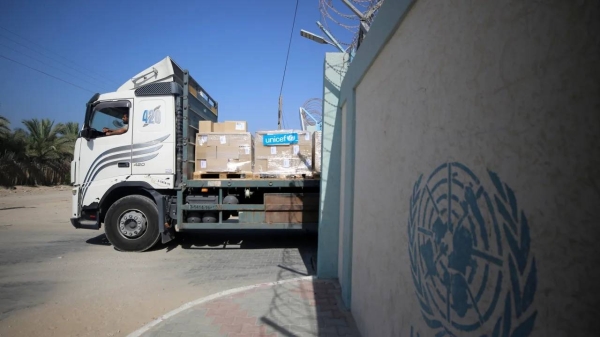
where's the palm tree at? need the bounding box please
[0,150,29,186]
[22,119,71,161]
[58,121,80,140]
[57,121,80,157]
[0,115,10,139]
[0,117,30,187]
[21,118,72,185]
[0,117,80,187]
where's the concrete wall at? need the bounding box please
[317,53,348,279]
[339,0,600,336]
[339,101,353,306]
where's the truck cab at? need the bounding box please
[70,57,217,251]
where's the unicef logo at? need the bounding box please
[286,134,296,142]
[408,163,537,337]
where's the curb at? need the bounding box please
[126,276,316,337]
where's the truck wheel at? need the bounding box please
[104,195,161,252]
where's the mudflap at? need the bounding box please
[145,189,175,245]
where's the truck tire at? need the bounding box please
[104,195,161,252]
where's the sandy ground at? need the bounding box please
[0,186,316,337]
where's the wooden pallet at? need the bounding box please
[192,171,321,180]
[193,171,252,180]
[251,172,319,180]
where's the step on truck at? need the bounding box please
[70,56,320,252]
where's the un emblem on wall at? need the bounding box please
[408,163,538,337]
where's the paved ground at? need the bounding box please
[0,186,321,337]
[134,278,359,337]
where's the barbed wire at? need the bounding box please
[320,1,359,34]
[301,98,323,125]
[324,55,350,77]
[318,0,384,48]
[319,0,381,22]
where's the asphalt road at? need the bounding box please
[0,187,317,337]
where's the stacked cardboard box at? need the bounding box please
[253,130,313,176]
[195,121,253,173]
[199,120,248,133]
[312,131,322,173]
[193,120,324,178]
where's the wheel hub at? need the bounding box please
[118,210,147,239]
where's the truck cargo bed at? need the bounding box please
[174,69,320,232]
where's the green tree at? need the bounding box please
[20,119,72,185]
[22,119,70,161]
[57,121,79,156]
[0,116,29,186]
[0,115,9,139]
[0,116,79,187]
[58,121,80,140]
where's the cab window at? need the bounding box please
[89,102,130,135]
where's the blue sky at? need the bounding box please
[0,0,358,133]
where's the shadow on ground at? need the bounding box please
[253,235,359,337]
[176,231,319,278]
[86,231,318,276]
[85,232,361,336]
[0,206,36,211]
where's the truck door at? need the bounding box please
[131,97,174,179]
[78,100,133,206]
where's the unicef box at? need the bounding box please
[253,130,314,175]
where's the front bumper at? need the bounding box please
[70,217,100,230]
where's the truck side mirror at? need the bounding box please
[80,127,96,141]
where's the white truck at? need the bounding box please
[70,57,320,252]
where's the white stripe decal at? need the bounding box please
[79,135,169,208]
